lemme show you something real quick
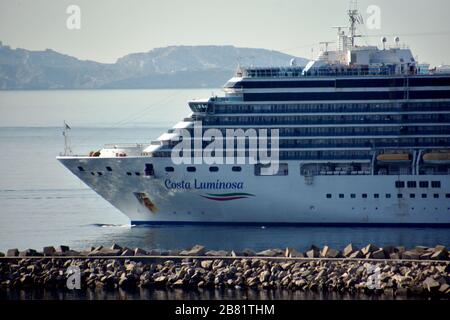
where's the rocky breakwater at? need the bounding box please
[0,243,449,298]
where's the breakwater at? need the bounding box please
[1,243,449,298]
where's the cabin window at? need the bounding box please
[421,194,427,198]
[385,193,391,198]
[433,194,439,199]
[145,164,154,176]
[106,166,112,172]
[232,166,242,172]
[397,194,403,199]
[350,194,356,198]
[410,194,415,198]
[135,172,140,176]
[446,194,450,198]
[187,166,196,172]
[395,181,405,188]
[90,172,95,176]
[374,194,379,199]
[97,172,103,176]
[419,181,428,188]
[407,181,416,188]
[165,167,174,172]
[209,166,219,172]
[77,166,85,172]
[339,194,344,199]
[126,172,132,176]
[326,194,332,199]
[362,194,368,198]
[431,181,441,188]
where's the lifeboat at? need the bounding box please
[376,153,411,162]
[423,151,450,164]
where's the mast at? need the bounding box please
[63,121,72,156]
[347,0,363,47]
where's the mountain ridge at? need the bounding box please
[0,42,308,90]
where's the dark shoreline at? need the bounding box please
[1,243,449,299]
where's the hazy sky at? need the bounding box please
[0,0,449,66]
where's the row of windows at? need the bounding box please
[164,166,242,173]
[201,114,450,126]
[243,90,450,102]
[326,193,450,199]
[395,181,441,188]
[213,102,450,115]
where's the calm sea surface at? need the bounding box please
[0,89,449,253]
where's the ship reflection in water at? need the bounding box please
[73,224,450,253]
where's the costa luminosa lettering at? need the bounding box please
[165,179,244,190]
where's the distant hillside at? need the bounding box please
[0,43,308,90]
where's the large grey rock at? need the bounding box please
[422,277,440,292]
[59,245,70,253]
[371,249,387,259]
[349,250,364,259]
[134,248,148,256]
[343,244,358,257]
[111,243,122,250]
[430,249,448,261]
[205,250,229,256]
[306,249,319,258]
[320,246,341,258]
[362,244,379,255]
[180,245,205,256]
[6,249,19,257]
[256,249,283,257]
[121,248,134,256]
[285,247,304,258]
[19,249,38,257]
[401,250,420,260]
[200,260,213,270]
[43,246,56,256]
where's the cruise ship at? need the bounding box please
[58,7,450,225]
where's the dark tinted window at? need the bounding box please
[232,166,242,172]
[431,181,441,188]
[362,194,368,198]
[126,172,132,176]
[397,194,403,199]
[165,167,174,172]
[385,194,391,198]
[350,194,356,198]
[339,194,344,198]
[395,181,405,188]
[419,181,429,188]
[433,194,439,198]
[374,194,379,198]
[187,166,196,172]
[326,194,332,199]
[77,166,85,172]
[410,193,415,198]
[106,166,112,172]
[421,194,427,198]
[407,181,416,188]
[209,166,219,172]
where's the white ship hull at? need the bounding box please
[58,156,450,225]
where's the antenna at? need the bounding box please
[348,0,363,47]
[319,41,334,52]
